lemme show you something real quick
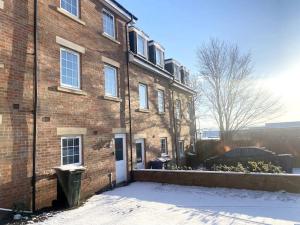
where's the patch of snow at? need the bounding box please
[36,182,300,225]
[54,165,86,172]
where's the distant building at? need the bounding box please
[199,130,220,140]
[265,121,300,129]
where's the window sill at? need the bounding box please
[137,108,150,113]
[102,95,122,102]
[158,112,165,115]
[56,7,86,26]
[102,33,120,45]
[54,165,86,172]
[56,86,87,96]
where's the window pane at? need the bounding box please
[61,49,80,89]
[161,138,167,154]
[63,157,68,165]
[74,146,79,155]
[139,84,147,109]
[61,137,81,165]
[156,49,163,66]
[115,138,123,161]
[104,65,117,97]
[174,65,181,81]
[103,11,115,38]
[157,90,164,113]
[62,139,68,147]
[74,155,79,163]
[137,35,146,56]
[61,0,78,16]
[62,148,68,157]
[136,143,142,163]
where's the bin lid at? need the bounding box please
[54,165,86,172]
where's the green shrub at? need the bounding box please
[166,161,192,170]
[213,161,284,173]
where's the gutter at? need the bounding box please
[32,0,38,212]
[125,15,134,181]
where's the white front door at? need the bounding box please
[135,139,145,169]
[115,134,127,184]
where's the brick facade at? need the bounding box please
[0,0,196,210]
[0,0,35,209]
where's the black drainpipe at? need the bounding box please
[32,0,38,212]
[169,78,179,165]
[125,16,134,180]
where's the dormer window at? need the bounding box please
[156,48,164,67]
[137,34,147,58]
[174,65,181,81]
[61,0,79,17]
[103,9,115,39]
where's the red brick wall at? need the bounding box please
[133,170,300,193]
[128,64,174,167]
[0,0,196,210]
[0,0,34,210]
[128,63,195,168]
[35,0,129,209]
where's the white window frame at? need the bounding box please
[61,136,82,166]
[178,140,184,157]
[160,138,168,154]
[137,34,148,58]
[102,9,116,39]
[60,48,81,90]
[104,64,118,97]
[139,83,148,110]
[60,0,79,17]
[157,89,165,113]
[155,48,164,67]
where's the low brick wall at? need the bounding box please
[133,169,300,193]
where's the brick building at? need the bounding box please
[0,0,196,211]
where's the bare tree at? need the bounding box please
[195,39,282,144]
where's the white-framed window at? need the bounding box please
[157,89,165,113]
[137,34,147,58]
[61,136,82,165]
[174,65,181,81]
[60,0,79,17]
[160,138,168,154]
[178,140,184,157]
[103,9,115,39]
[104,64,118,97]
[156,48,164,67]
[175,99,181,119]
[139,83,148,109]
[60,48,80,90]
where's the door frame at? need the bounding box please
[115,133,127,184]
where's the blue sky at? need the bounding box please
[119,0,300,127]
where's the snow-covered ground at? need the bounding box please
[37,182,300,225]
